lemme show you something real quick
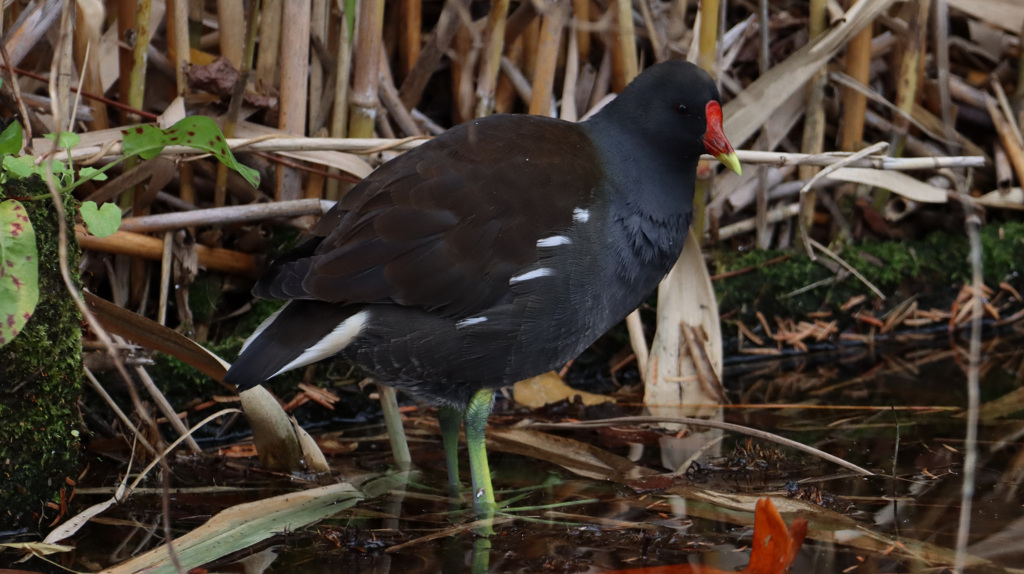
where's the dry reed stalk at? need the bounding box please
[276,0,313,202]
[308,0,330,135]
[116,0,136,114]
[325,5,353,201]
[451,21,475,125]
[798,0,828,240]
[76,226,258,276]
[399,0,472,110]
[573,0,590,61]
[73,0,109,129]
[986,94,1024,187]
[475,0,511,118]
[610,0,638,91]
[400,0,422,80]
[216,0,261,208]
[495,36,522,114]
[256,0,283,91]
[840,13,872,151]
[888,0,932,166]
[349,0,383,139]
[697,0,720,77]
[166,0,194,206]
[217,0,244,68]
[522,15,541,81]
[529,1,569,117]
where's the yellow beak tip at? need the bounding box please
[717,152,742,176]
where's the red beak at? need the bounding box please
[702,101,741,174]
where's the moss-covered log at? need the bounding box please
[0,178,82,531]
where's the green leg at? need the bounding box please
[438,404,463,500]
[465,387,496,527]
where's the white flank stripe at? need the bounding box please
[271,309,370,377]
[240,302,289,352]
[572,207,590,223]
[509,268,553,285]
[536,235,571,247]
[456,316,488,328]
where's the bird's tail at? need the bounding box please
[224,300,369,391]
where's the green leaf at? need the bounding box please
[44,132,80,149]
[0,121,23,155]
[0,199,39,348]
[78,166,107,182]
[80,201,121,238]
[121,117,260,188]
[3,155,33,179]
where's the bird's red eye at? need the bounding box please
[676,104,689,115]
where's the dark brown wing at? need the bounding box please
[253,114,602,318]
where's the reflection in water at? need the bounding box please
[48,336,1024,573]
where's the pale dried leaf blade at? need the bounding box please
[826,168,949,203]
[240,386,307,472]
[948,0,1024,33]
[513,371,614,408]
[644,232,722,422]
[99,482,363,574]
[723,0,896,148]
[488,428,655,482]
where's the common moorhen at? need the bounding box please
[225,60,740,518]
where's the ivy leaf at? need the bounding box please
[3,155,33,179]
[0,199,39,348]
[121,116,260,188]
[0,121,23,155]
[44,132,81,149]
[80,201,121,238]
[78,166,107,182]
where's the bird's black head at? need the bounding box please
[593,60,741,174]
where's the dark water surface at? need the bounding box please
[22,335,1024,573]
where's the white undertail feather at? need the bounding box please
[270,309,371,378]
[572,208,590,223]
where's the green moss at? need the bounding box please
[0,178,82,530]
[715,222,1024,325]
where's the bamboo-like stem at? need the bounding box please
[76,226,259,276]
[166,0,194,206]
[126,0,153,308]
[275,0,312,202]
[214,0,261,208]
[610,0,637,91]
[399,0,472,110]
[325,4,354,201]
[399,0,421,79]
[890,0,932,154]
[308,0,330,135]
[349,0,384,138]
[116,0,136,117]
[697,0,720,78]
[451,20,474,125]
[73,0,108,129]
[573,0,589,62]
[797,0,828,244]
[529,1,568,117]
[255,0,283,91]
[476,0,511,118]
[216,0,244,68]
[840,15,872,151]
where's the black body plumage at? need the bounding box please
[224,61,725,407]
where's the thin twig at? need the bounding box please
[806,237,887,300]
[527,416,874,476]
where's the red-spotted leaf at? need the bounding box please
[80,201,121,238]
[0,199,39,348]
[120,116,260,188]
